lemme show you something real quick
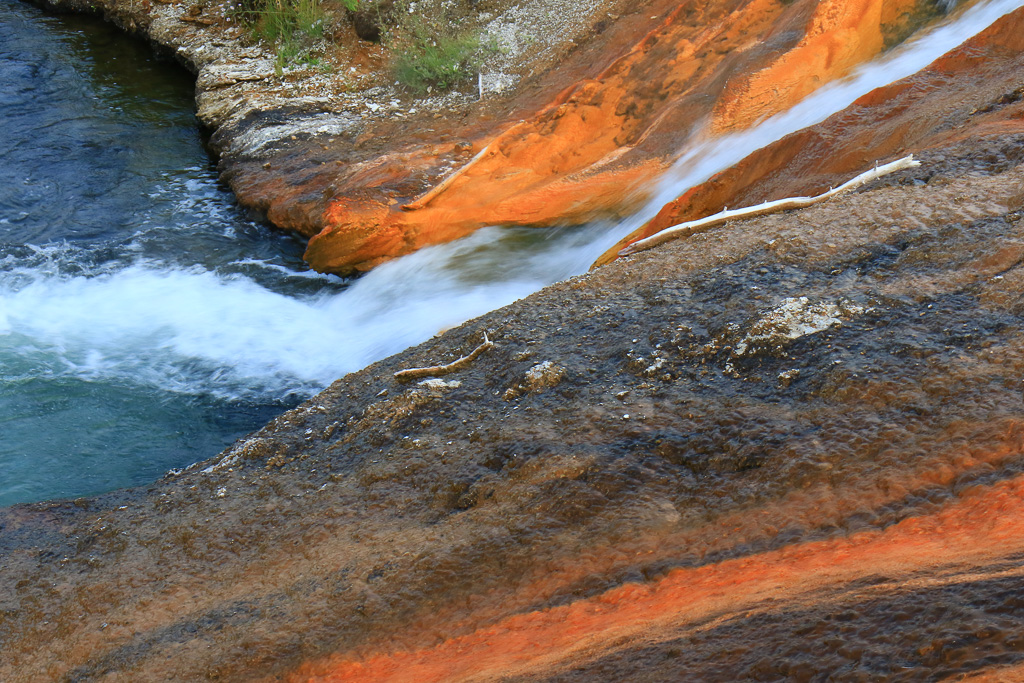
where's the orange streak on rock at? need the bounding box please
[711,0,898,134]
[600,7,1024,264]
[309,0,919,273]
[431,418,1024,638]
[293,468,1024,683]
[952,661,1024,681]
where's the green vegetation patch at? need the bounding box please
[232,0,352,72]
[391,14,480,93]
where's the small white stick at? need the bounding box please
[394,333,493,381]
[479,71,484,100]
[619,155,921,257]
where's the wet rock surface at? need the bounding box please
[8,0,1024,681]
[5,128,1024,680]
[606,2,1024,258]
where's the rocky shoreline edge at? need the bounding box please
[27,0,633,264]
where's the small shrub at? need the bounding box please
[391,14,479,92]
[257,0,324,43]
[231,0,351,71]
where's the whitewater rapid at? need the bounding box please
[0,223,626,400]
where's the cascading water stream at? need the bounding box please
[0,0,1018,506]
[619,0,1024,236]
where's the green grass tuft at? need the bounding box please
[391,15,479,93]
[231,0,346,72]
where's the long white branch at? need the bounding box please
[619,155,921,257]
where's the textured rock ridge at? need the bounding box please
[600,0,1024,262]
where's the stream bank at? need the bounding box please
[27,0,967,274]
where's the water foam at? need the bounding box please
[0,224,624,400]
[4,0,1015,407]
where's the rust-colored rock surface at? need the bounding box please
[29,0,951,275]
[602,1,1024,262]
[306,0,930,273]
[11,2,1024,682]
[296,470,1024,682]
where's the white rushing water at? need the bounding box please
[2,0,1020,405]
[0,223,628,400]
[625,0,1024,233]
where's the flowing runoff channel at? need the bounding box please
[0,0,1019,505]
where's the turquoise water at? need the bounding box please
[0,0,317,505]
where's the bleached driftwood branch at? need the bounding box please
[619,155,921,257]
[394,333,494,381]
